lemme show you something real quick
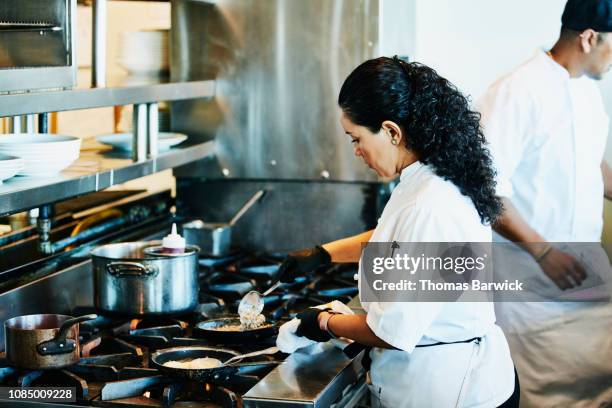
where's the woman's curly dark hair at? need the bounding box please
[338,56,501,225]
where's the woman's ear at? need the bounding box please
[381,120,403,145]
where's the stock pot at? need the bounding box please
[91,241,199,315]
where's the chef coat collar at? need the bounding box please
[537,49,571,80]
[399,160,424,183]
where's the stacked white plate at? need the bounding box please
[118,30,169,75]
[0,154,24,184]
[96,132,188,152]
[0,134,81,177]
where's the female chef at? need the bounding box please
[276,57,519,408]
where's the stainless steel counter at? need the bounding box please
[0,140,216,216]
[243,342,364,408]
[243,296,367,407]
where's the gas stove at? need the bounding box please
[0,251,361,407]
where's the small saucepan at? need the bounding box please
[192,317,279,344]
[183,190,265,257]
[4,314,97,370]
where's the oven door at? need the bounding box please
[0,0,76,93]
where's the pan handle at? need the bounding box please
[37,314,98,356]
[106,261,158,278]
[224,346,279,366]
[228,190,266,226]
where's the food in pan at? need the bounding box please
[162,357,222,369]
[238,301,267,330]
[199,316,271,333]
[240,312,266,330]
[213,323,244,331]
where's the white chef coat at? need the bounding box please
[477,50,612,408]
[477,50,609,242]
[360,162,515,408]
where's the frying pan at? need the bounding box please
[150,346,241,383]
[151,346,279,384]
[192,317,278,344]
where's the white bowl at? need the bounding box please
[0,135,81,176]
[17,160,76,177]
[0,159,23,170]
[117,60,169,74]
[0,153,23,161]
[0,154,23,167]
[0,134,81,147]
[0,164,24,172]
[0,163,22,174]
[0,145,80,153]
[96,132,188,152]
[0,165,23,174]
[0,146,78,154]
[0,134,80,174]
[0,150,80,160]
[20,157,76,166]
[0,154,25,183]
[118,30,169,74]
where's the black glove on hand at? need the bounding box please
[276,245,331,283]
[295,308,331,342]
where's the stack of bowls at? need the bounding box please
[118,30,169,75]
[0,134,81,177]
[0,154,24,184]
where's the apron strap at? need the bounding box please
[342,337,482,371]
[415,336,482,348]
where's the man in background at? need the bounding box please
[478,0,612,406]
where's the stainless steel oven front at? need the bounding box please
[0,0,77,93]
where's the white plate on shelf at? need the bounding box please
[96,132,188,152]
[0,168,21,183]
[0,157,23,167]
[0,154,24,183]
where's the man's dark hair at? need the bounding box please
[560,26,608,44]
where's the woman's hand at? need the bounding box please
[276,246,331,283]
[295,309,331,342]
[296,309,395,349]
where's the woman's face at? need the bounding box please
[340,111,403,178]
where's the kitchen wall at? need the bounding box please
[411,0,566,99]
[401,0,612,252]
[50,1,612,249]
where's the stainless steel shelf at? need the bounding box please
[0,80,215,117]
[0,140,216,216]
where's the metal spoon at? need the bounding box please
[223,346,279,366]
[238,281,282,319]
